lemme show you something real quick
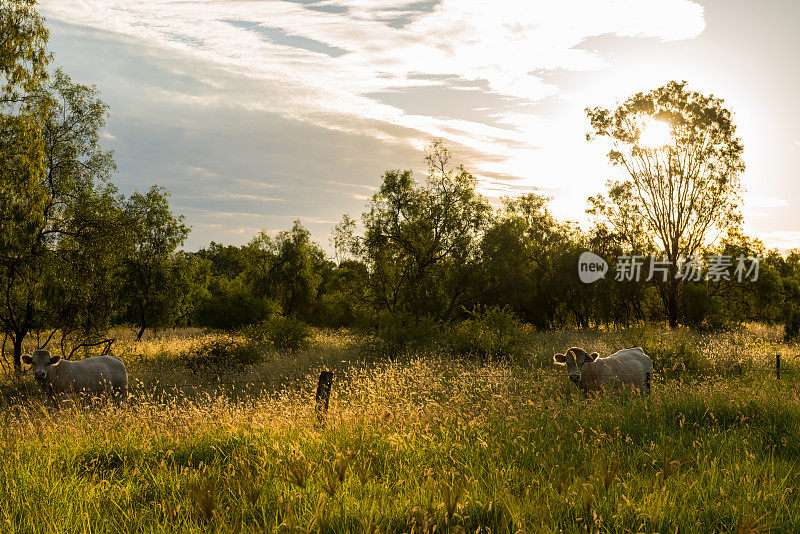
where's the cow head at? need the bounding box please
[22,349,60,383]
[553,347,599,387]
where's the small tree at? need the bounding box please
[118,186,189,340]
[586,81,745,327]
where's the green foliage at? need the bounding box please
[358,139,491,321]
[0,0,51,104]
[447,306,530,359]
[0,68,120,368]
[182,336,264,376]
[196,278,279,331]
[679,283,727,331]
[315,260,370,328]
[242,221,326,318]
[118,186,190,340]
[247,315,312,352]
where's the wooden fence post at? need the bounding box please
[315,371,333,422]
[776,354,781,381]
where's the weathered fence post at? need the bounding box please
[315,371,333,422]
[776,354,781,381]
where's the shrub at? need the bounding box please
[247,316,312,352]
[372,312,441,354]
[183,336,264,376]
[785,309,800,342]
[447,306,530,360]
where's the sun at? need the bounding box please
[639,119,672,149]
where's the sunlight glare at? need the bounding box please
[639,119,672,148]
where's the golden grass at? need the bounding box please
[0,324,799,532]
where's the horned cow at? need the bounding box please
[23,349,128,407]
[553,347,653,396]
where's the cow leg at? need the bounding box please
[644,372,652,396]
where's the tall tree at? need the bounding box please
[586,80,745,327]
[0,0,51,255]
[356,139,491,320]
[0,69,119,370]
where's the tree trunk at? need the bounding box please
[666,285,679,329]
[12,333,24,373]
[136,313,147,341]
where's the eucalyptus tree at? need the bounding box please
[586,81,745,327]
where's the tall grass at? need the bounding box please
[0,324,798,532]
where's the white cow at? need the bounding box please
[553,347,653,396]
[23,349,128,407]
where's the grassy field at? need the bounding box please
[1,325,799,533]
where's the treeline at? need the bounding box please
[182,141,799,341]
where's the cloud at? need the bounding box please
[43,0,709,250]
[43,0,705,175]
[744,194,789,209]
[756,231,800,251]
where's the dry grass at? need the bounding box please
[0,324,799,532]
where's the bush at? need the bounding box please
[785,309,800,342]
[372,312,441,354]
[680,283,728,331]
[183,336,264,376]
[447,306,530,360]
[247,316,312,352]
[195,279,279,330]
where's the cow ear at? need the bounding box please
[589,352,599,362]
[22,355,32,365]
[49,355,60,365]
[553,353,566,364]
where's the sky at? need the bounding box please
[41,0,800,252]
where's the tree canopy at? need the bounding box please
[586,80,746,327]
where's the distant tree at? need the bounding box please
[242,220,326,317]
[316,259,370,327]
[586,81,745,327]
[355,139,491,320]
[330,213,358,263]
[479,193,564,328]
[118,186,189,340]
[196,241,248,280]
[170,251,211,327]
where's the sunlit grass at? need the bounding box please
[1,324,799,532]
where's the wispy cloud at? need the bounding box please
[44,0,705,180]
[744,194,789,209]
[756,231,800,251]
